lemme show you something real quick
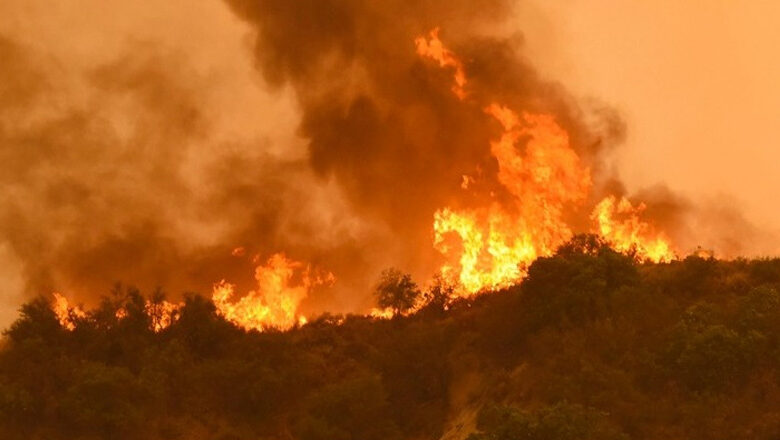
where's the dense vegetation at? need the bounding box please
[1,236,780,440]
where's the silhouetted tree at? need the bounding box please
[420,273,455,314]
[374,269,420,315]
[3,296,63,344]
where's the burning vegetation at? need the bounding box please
[420,29,673,297]
[45,28,677,332]
[3,243,780,439]
[212,253,334,331]
[2,1,778,439]
[6,0,769,331]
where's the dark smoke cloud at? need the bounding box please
[0,33,385,317]
[225,0,780,263]
[1,0,628,322]
[223,0,628,268]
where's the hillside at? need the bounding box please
[1,237,779,440]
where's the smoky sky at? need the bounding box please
[222,0,630,266]
[0,32,385,316]
[0,0,773,327]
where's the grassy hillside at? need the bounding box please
[1,236,780,439]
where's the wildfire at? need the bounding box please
[415,27,467,99]
[212,253,333,332]
[592,196,674,262]
[433,103,592,295]
[369,307,396,320]
[51,292,181,332]
[48,254,329,334]
[52,292,86,331]
[46,28,677,334]
[419,28,676,295]
[145,300,182,332]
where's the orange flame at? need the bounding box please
[591,196,674,262]
[434,105,591,295]
[49,254,327,334]
[52,292,86,331]
[415,27,467,99]
[52,293,181,332]
[369,307,396,320]
[145,300,182,332]
[420,28,674,295]
[49,29,678,334]
[418,28,593,294]
[212,253,333,331]
[114,308,128,320]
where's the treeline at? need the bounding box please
[1,236,780,439]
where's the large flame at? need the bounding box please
[420,28,674,295]
[212,253,333,331]
[47,29,675,333]
[433,105,591,295]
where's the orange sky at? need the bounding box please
[517,0,780,240]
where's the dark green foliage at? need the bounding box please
[522,234,639,328]
[737,286,780,334]
[669,323,760,391]
[377,321,452,435]
[1,239,780,439]
[58,363,150,437]
[468,403,627,440]
[294,375,400,440]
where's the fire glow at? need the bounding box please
[51,292,180,333]
[419,28,674,296]
[49,27,675,332]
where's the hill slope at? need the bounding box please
[1,239,780,439]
